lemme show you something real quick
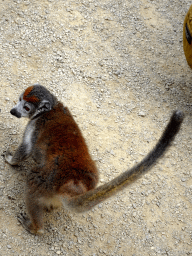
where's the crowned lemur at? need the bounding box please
[5,85,184,235]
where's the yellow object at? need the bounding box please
[183,5,192,68]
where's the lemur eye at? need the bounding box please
[24,106,30,111]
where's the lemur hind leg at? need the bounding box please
[18,191,45,235]
[18,166,52,235]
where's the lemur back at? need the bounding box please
[31,102,98,195]
[5,85,184,235]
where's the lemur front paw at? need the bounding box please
[4,150,17,165]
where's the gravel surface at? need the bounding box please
[0,0,192,255]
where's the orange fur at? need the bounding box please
[23,86,40,103]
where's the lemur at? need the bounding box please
[4,85,184,235]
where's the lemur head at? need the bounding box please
[10,85,57,119]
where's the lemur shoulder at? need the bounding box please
[5,85,184,235]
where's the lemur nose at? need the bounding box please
[10,108,16,115]
[10,108,21,118]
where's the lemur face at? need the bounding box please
[10,85,56,119]
[10,92,36,119]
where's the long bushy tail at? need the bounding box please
[65,111,184,212]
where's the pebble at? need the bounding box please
[138,111,146,117]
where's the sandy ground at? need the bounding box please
[0,0,192,255]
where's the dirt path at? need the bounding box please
[0,0,192,255]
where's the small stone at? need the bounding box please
[0,187,4,196]
[138,111,146,117]
[113,70,120,75]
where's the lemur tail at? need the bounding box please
[66,111,184,212]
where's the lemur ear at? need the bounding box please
[38,100,51,112]
[32,100,52,119]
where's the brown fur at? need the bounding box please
[32,103,98,195]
